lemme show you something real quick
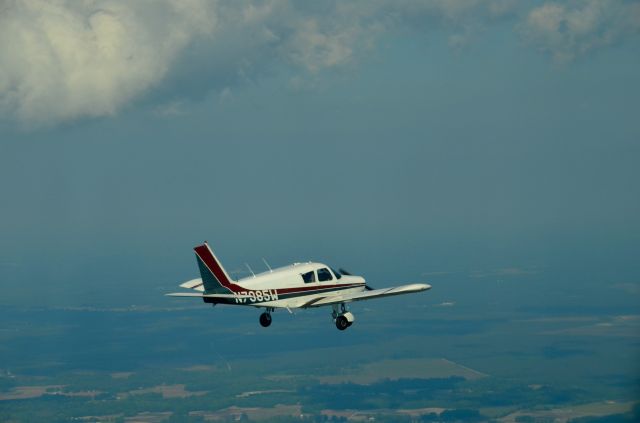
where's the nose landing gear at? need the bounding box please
[332,303,354,330]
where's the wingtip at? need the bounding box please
[410,283,431,291]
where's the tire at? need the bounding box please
[335,315,349,331]
[259,312,272,327]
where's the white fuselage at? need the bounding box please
[230,262,365,308]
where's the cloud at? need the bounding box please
[1,1,636,128]
[0,0,216,127]
[520,0,640,62]
[613,282,640,295]
[469,266,540,279]
[0,0,521,128]
[152,100,187,117]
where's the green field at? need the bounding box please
[1,298,638,422]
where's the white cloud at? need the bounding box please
[1,0,637,128]
[153,100,187,117]
[0,0,216,127]
[520,0,640,62]
[3,0,513,127]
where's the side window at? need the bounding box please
[302,271,316,283]
[317,268,333,282]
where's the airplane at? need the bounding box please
[167,242,431,330]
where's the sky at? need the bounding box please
[1,0,639,308]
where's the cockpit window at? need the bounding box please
[302,271,316,283]
[330,268,342,279]
[317,268,333,282]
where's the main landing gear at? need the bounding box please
[259,306,355,330]
[332,303,355,331]
[259,308,274,327]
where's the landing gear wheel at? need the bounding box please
[259,312,272,327]
[335,315,349,331]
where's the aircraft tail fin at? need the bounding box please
[193,242,239,294]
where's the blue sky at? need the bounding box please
[1,1,639,308]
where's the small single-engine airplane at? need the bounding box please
[167,242,431,330]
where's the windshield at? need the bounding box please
[330,268,342,279]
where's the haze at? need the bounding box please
[1,1,639,422]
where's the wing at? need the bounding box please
[167,282,431,309]
[300,283,431,308]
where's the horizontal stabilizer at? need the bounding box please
[166,292,253,299]
[166,292,207,298]
[179,278,204,291]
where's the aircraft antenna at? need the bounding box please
[262,258,273,272]
[245,263,256,278]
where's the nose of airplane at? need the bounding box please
[349,275,367,286]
